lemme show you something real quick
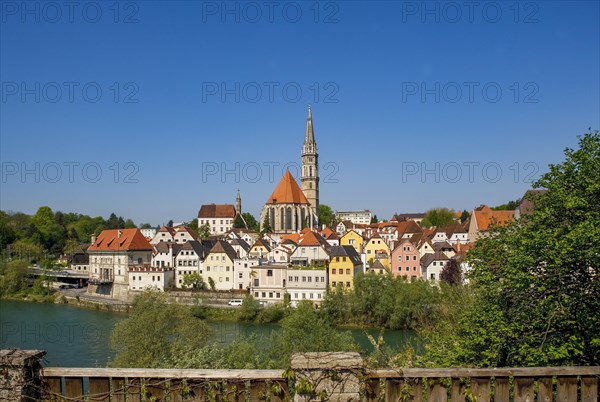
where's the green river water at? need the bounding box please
[0,300,415,367]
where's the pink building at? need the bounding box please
[391,239,421,279]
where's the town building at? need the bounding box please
[174,240,210,288]
[204,240,239,290]
[334,210,372,225]
[468,205,515,242]
[328,245,363,290]
[128,266,174,292]
[289,229,331,266]
[391,239,421,279]
[287,266,327,307]
[87,228,153,301]
[197,204,237,236]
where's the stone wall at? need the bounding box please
[0,349,46,402]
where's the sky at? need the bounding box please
[1,0,599,225]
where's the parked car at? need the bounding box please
[228,299,243,306]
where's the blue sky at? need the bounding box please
[1,0,599,225]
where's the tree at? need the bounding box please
[371,215,378,223]
[260,216,272,235]
[139,223,152,229]
[167,220,174,227]
[426,131,600,367]
[124,219,136,229]
[0,260,29,295]
[440,258,462,286]
[269,300,356,367]
[31,206,55,236]
[233,214,245,229]
[207,277,216,291]
[459,210,470,224]
[110,290,211,368]
[182,272,204,289]
[198,223,211,239]
[239,295,261,322]
[492,200,520,210]
[421,208,456,228]
[242,213,259,232]
[318,204,334,227]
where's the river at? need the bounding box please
[0,300,415,367]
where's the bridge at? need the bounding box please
[28,267,89,286]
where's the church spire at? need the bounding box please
[235,189,242,215]
[304,104,315,144]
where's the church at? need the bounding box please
[259,105,320,234]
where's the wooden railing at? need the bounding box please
[40,366,599,401]
[40,367,289,401]
[367,367,599,401]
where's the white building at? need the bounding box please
[150,226,176,245]
[128,266,174,292]
[197,204,237,236]
[421,252,450,281]
[140,228,157,240]
[233,258,261,291]
[289,230,331,266]
[250,264,287,304]
[174,240,209,288]
[334,210,372,225]
[286,266,327,307]
[87,229,153,301]
[152,242,181,269]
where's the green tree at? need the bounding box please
[110,290,211,368]
[318,204,334,227]
[0,259,29,295]
[198,223,211,239]
[242,213,259,232]
[270,300,356,367]
[182,272,204,289]
[426,131,600,367]
[31,206,55,236]
[239,295,261,322]
[459,210,470,224]
[492,200,520,210]
[260,216,272,235]
[371,215,378,223]
[421,208,456,228]
[124,219,136,229]
[233,214,245,228]
[139,223,152,229]
[207,277,216,291]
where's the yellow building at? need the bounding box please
[364,233,390,268]
[340,229,364,253]
[328,245,363,290]
[248,238,271,259]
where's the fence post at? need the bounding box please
[290,352,364,402]
[0,349,46,401]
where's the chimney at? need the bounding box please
[118,230,122,238]
[91,235,96,244]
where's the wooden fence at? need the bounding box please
[40,366,599,401]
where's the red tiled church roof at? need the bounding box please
[265,170,309,205]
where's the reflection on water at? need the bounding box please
[1,300,416,367]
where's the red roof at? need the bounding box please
[198,204,236,218]
[473,205,515,231]
[265,170,309,205]
[88,229,152,251]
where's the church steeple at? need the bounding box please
[235,189,242,215]
[301,104,319,222]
